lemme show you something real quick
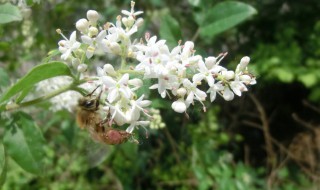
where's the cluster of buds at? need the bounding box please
[55,1,256,134]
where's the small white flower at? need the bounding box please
[109,103,129,126]
[230,80,247,96]
[121,1,143,17]
[129,95,151,121]
[183,79,207,106]
[102,74,132,103]
[58,31,81,60]
[126,120,150,134]
[81,30,108,58]
[193,60,215,87]
[207,82,224,102]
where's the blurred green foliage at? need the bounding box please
[1,0,320,189]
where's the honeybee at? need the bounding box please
[76,86,132,145]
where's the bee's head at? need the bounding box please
[78,85,102,111]
[78,96,99,111]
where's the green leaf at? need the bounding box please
[0,61,73,104]
[0,3,22,24]
[298,72,317,88]
[134,75,152,98]
[15,86,33,104]
[159,14,182,49]
[0,67,10,87]
[151,98,171,109]
[273,68,294,83]
[42,49,61,63]
[3,112,45,175]
[0,143,6,187]
[199,1,257,39]
[188,0,201,7]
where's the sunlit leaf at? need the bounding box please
[199,1,257,39]
[298,72,317,88]
[3,112,46,175]
[159,14,182,49]
[0,62,73,104]
[273,68,294,83]
[0,3,22,24]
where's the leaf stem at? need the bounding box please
[3,80,88,112]
[120,57,126,70]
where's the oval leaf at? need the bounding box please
[199,1,257,39]
[159,14,182,49]
[0,3,22,24]
[3,112,45,175]
[0,143,6,187]
[0,61,73,104]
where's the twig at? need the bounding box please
[157,178,198,187]
[292,113,314,130]
[302,100,320,115]
[249,94,276,169]
[163,127,181,164]
[248,94,277,190]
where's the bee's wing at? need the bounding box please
[85,140,112,168]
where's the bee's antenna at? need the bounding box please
[87,85,102,97]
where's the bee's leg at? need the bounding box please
[97,118,109,133]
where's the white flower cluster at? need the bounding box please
[56,1,256,133]
[36,76,82,112]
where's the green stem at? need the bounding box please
[4,80,88,112]
[191,28,200,43]
[120,57,126,70]
[118,69,144,75]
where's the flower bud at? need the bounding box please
[177,88,187,97]
[126,16,135,27]
[189,55,202,65]
[110,42,121,54]
[239,75,251,84]
[77,64,88,73]
[205,56,217,68]
[135,18,144,27]
[103,64,117,75]
[129,78,143,88]
[171,100,187,113]
[182,41,194,56]
[237,56,250,72]
[223,87,234,101]
[87,10,99,23]
[221,70,235,80]
[76,18,89,33]
[88,26,98,37]
[122,17,129,27]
